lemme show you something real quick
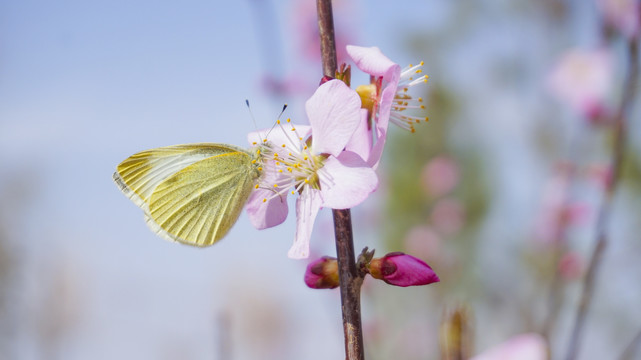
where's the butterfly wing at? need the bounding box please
[114,144,244,209]
[114,144,257,246]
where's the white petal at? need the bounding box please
[306,80,361,157]
[288,188,323,259]
[319,152,378,209]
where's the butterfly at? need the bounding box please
[113,143,261,247]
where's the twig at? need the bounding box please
[564,39,639,360]
[333,209,365,360]
[316,0,366,359]
[316,0,337,79]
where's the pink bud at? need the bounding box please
[304,256,340,289]
[368,252,440,287]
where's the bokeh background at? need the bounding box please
[1,0,640,359]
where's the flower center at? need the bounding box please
[250,120,326,203]
[356,83,378,113]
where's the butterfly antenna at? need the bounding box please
[265,103,288,139]
[245,99,260,132]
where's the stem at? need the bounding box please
[316,0,337,78]
[316,0,365,359]
[333,209,365,360]
[564,39,639,360]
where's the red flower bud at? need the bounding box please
[368,252,439,287]
[304,256,340,289]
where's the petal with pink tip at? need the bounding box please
[288,187,323,259]
[346,45,401,84]
[366,83,395,168]
[319,152,378,209]
[306,80,362,157]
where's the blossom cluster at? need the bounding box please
[246,45,429,260]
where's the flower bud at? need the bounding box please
[368,252,439,287]
[304,256,340,289]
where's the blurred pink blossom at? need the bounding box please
[293,0,353,64]
[471,333,547,360]
[533,164,589,243]
[547,48,614,121]
[421,156,460,198]
[597,0,641,39]
[431,198,466,236]
[586,163,614,190]
[559,251,584,280]
[260,75,308,98]
[404,225,442,260]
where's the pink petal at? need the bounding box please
[471,333,547,360]
[346,45,401,83]
[245,187,289,230]
[345,109,372,162]
[366,83,395,168]
[288,187,323,259]
[305,80,362,157]
[382,253,440,287]
[245,159,291,229]
[319,152,378,209]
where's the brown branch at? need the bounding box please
[316,0,365,359]
[565,39,639,360]
[333,209,365,360]
[316,0,337,78]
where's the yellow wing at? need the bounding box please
[113,144,258,246]
[113,144,244,209]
